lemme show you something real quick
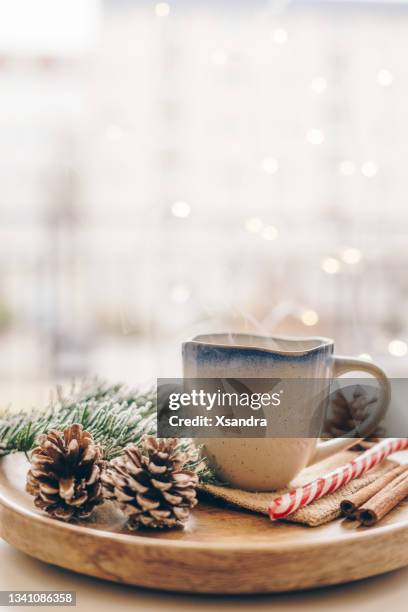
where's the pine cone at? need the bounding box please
[26,424,104,521]
[102,437,198,530]
[323,385,385,448]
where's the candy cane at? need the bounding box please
[268,438,408,521]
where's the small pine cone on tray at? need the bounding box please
[102,437,198,530]
[323,385,385,449]
[26,424,104,522]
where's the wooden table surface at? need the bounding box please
[0,538,407,612]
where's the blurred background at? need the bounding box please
[1,0,407,409]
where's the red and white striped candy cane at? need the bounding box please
[268,438,408,521]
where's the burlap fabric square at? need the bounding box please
[199,451,398,526]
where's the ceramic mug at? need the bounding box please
[182,333,390,491]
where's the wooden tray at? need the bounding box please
[1,453,408,594]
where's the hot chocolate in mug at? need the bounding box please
[182,334,390,491]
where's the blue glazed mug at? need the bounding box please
[182,333,390,490]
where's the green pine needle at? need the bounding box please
[0,378,224,485]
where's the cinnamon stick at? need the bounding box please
[341,465,408,519]
[357,467,408,526]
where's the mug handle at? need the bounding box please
[307,356,390,466]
